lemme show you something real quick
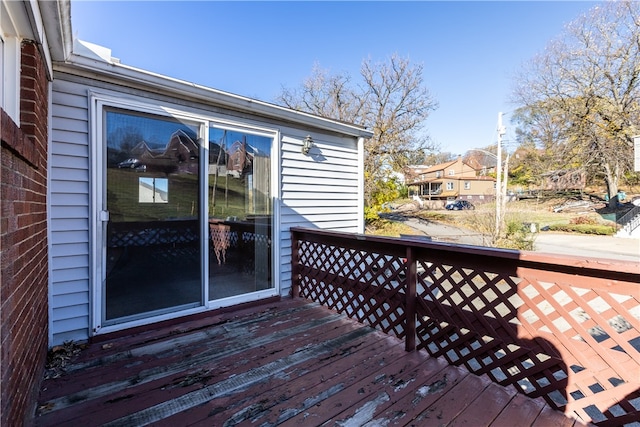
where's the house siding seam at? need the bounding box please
[0,40,50,427]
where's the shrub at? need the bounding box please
[462,209,536,250]
[497,217,536,250]
[365,218,416,237]
[364,205,381,224]
[570,216,598,225]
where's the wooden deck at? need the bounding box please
[35,298,589,426]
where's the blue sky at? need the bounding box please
[71,1,598,156]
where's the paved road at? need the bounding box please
[385,214,639,264]
[534,233,639,263]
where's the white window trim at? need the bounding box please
[446,182,454,191]
[88,90,281,335]
[1,35,4,117]
[1,34,21,124]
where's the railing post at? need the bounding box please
[291,229,300,298]
[405,246,416,352]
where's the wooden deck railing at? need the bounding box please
[291,227,640,426]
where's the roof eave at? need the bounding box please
[54,49,373,139]
[39,0,73,63]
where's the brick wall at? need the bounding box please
[1,40,50,426]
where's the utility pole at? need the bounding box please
[496,112,506,240]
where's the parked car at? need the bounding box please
[117,158,146,171]
[445,200,475,210]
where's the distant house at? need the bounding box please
[407,158,496,204]
[462,151,497,176]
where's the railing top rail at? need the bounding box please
[291,227,640,280]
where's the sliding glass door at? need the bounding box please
[207,127,273,301]
[103,108,202,324]
[98,104,275,328]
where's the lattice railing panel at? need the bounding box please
[416,268,565,395]
[414,258,640,424]
[517,277,638,425]
[108,220,199,248]
[291,228,640,426]
[297,239,407,340]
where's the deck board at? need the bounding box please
[35,298,590,426]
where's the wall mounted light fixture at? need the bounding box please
[302,135,314,155]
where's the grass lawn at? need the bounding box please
[373,197,621,239]
[107,168,257,222]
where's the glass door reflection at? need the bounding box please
[104,109,202,323]
[208,127,273,300]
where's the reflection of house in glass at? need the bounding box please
[138,177,168,203]
[209,134,271,215]
[227,139,247,177]
[129,129,199,174]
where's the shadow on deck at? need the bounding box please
[35,298,586,426]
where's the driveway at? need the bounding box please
[534,232,639,263]
[384,214,639,264]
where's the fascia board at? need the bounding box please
[23,0,53,77]
[39,0,73,63]
[2,1,32,38]
[55,53,374,139]
[5,0,72,80]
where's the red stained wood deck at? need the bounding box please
[35,298,590,426]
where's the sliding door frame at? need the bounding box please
[89,91,280,336]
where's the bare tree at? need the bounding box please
[277,54,438,207]
[511,103,589,187]
[421,151,457,166]
[360,55,438,199]
[512,1,640,207]
[278,63,366,124]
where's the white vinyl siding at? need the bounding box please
[49,79,92,344]
[278,134,361,295]
[48,73,365,345]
